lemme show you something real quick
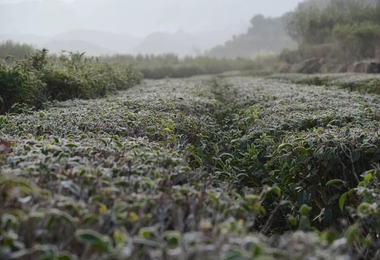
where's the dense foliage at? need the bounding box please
[0,48,143,114]
[270,73,380,94]
[206,15,296,59]
[2,74,380,259]
[282,0,380,63]
[0,40,35,60]
[101,53,273,79]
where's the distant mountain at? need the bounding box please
[53,30,141,54]
[0,0,303,56]
[206,15,296,59]
[41,40,112,56]
[0,33,52,46]
[133,30,241,56]
[0,30,136,56]
[303,0,378,8]
[0,28,244,56]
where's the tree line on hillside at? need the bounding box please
[206,15,296,59]
[2,0,380,71]
[208,0,380,64]
[281,0,380,65]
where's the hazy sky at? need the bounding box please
[0,0,304,36]
[0,0,304,55]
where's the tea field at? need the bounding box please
[2,75,380,259]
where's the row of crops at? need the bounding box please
[1,75,380,259]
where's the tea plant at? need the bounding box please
[1,75,380,259]
[0,49,143,115]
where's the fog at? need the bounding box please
[0,0,303,56]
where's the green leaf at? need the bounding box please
[162,231,181,247]
[100,138,108,146]
[364,172,373,184]
[133,237,161,247]
[113,229,127,245]
[61,180,80,196]
[345,224,359,245]
[75,229,110,252]
[339,192,348,211]
[278,143,293,150]
[271,186,281,198]
[115,140,123,148]
[325,179,345,186]
[295,146,308,154]
[350,151,360,162]
[138,228,152,239]
[252,244,263,257]
[298,215,310,232]
[49,208,76,225]
[146,126,156,133]
[58,253,75,260]
[224,250,245,260]
[299,204,311,216]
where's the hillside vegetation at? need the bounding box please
[3,1,380,257]
[2,75,380,259]
[0,47,142,115]
[206,15,296,59]
[280,0,380,72]
[101,53,274,79]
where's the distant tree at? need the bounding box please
[0,40,35,60]
[284,0,380,60]
[206,15,296,59]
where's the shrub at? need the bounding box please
[0,49,143,114]
[333,22,380,60]
[101,53,274,79]
[0,40,35,60]
[0,59,44,114]
[284,0,380,65]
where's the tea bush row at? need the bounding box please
[270,73,380,95]
[0,49,143,114]
[0,40,35,60]
[188,77,380,258]
[101,54,275,79]
[2,76,380,259]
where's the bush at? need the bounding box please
[333,22,380,60]
[0,40,35,60]
[0,59,44,114]
[101,53,274,79]
[284,0,380,65]
[0,49,143,114]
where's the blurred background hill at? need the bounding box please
[0,0,301,56]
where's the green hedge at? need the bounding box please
[0,49,143,114]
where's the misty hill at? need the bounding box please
[0,0,303,36]
[0,31,127,56]
[304,0,378,8]
[53,30,141,54]
[1,29,240,57]
[133,30,241,57]
[206,15,296,59]
[0,33,51,47]
[42,40,112,56]
[0,0,304,56]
